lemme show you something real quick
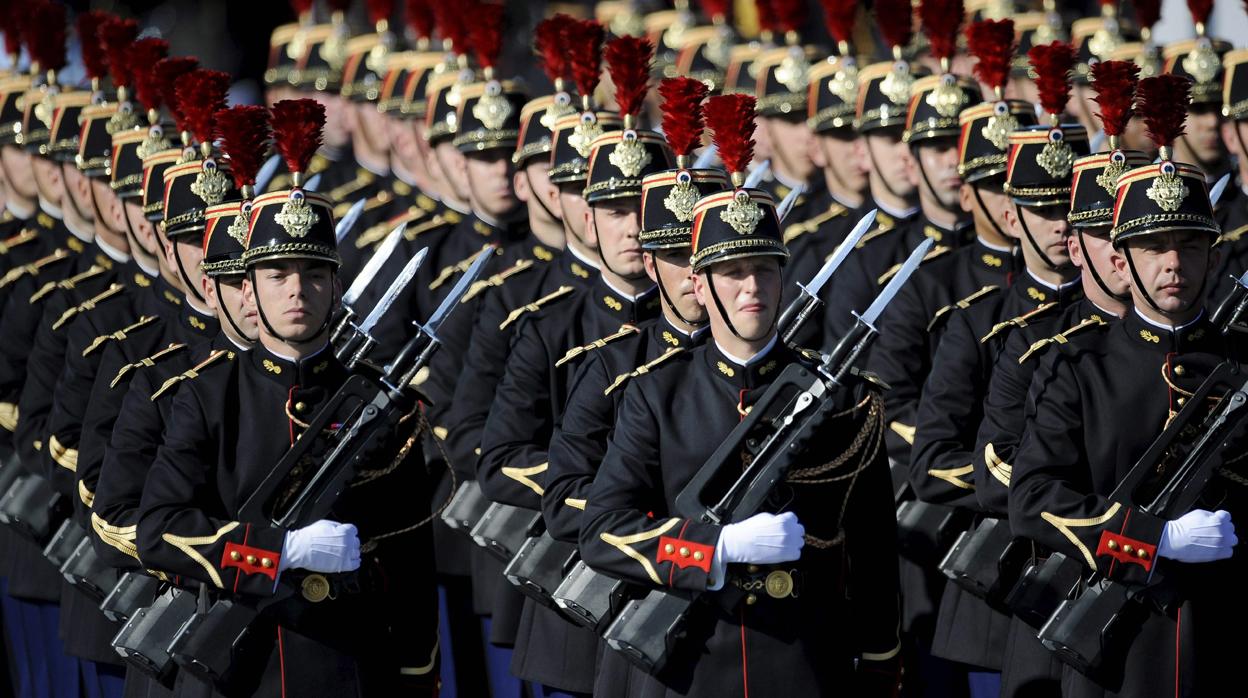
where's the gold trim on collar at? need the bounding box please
[111,343,187,388]
[161,521,240,588]
[500,285,575,330]
[500,462,548,496]
[49,434,78,472]
[462,259,534,303]
[84,315,158,357]
[599,518,681,585]
[1040,503,1121,569]
[556,325,640,367]
[927,464,975,490]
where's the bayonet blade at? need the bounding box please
[776,184,804,223]
[334,198,367,244]
[857,238,933,329]
[357,247,427,336]
[798,209,876,298]
[303,172,323,192]
[342,222,407,306]
[743,159,770,189]
[693,143,718,169]
[253,154,282,194]
[1210,172,1231,207]
[418,245,494,342]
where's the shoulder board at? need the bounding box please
[30,264,107,303]
[604,346,685,395]
[52,283,126,331]
[415,193,438,213]
[927,285,1001,332]
[404,214,451,242]
[361,187,395,213]
[355,206,426,249]
[308,153,332,175]
[783,203,848,244]
[150,348,235,401]
[0,248,70,289]
[877,245,951,285]
[328,169,377,203]
[110,343,188,388]
[1018,314,1110,364]
[462,258,535,303]
[980,301,1059,344]
[500,285,575,330]
[0,227,38,255]
[83,315,159,357]
[429,245,495,291]
[556,324,642,367]
[1219,223,1248,245]
[855,222,898,249]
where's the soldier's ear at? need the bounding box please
[513,169,531,203]
[642,251,658,284]
[584,207,598,247]
[242,276,255,307]
[958,183,974,214]
[1002,202,1021,238]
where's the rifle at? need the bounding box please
[602,239,933,674]
[1036,361,1248,677]
[333,246,427,367]
[440,478,491,533]
[162,249,492,690]
[328,222,410,348]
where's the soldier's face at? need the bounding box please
[586,200,643,277]
[908,139,962,210]
[1068,226,1129,298]
[960,181,1014,240]
[861,131,916,198]
[516,160,561,225]
[761,115,814,182]
[355,102,391,153]
[464,150,518,219]
[695,257,782,341]
[164,237,206,297]
[0,146,34,200]
[123,201,160,257]
[1176,104,1226,169]
[813,131,868,198]
[246,260,338,344]
[557,184,590,246]
[645,248,706,325]
[61,163,94,223]
[90,178,128,237]
[1006,202,1071,269]
[32,156,63,207]
[203,275,258,343]
[434,141,471,202]
[1113,231,1216,316]
[316,94,350,148]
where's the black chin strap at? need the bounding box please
[1122,245,1212,316]
[971,186,1011,244]
[1077,229,1131,302]
[654,266,705,328]
[523,169,562,225]
[591,208,649,282]
[914,153,957,217]
[865,136,907,202]
[1016,209,1062,272]
[705,272,773,342]
[213,276,250,340]
[172,241,208,304]
[247,266,338,346]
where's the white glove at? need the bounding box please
[1156,509,1237,563]
[717,511,806,565]
[279,520,361,573]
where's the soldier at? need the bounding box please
[1160,1,1232,188]
[137,98,438,697]
[1009,74,1246,697]
[1212,49,1248,301]
[579,91,900,696]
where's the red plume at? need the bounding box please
[1028,42,1075,117]
[175,69,231,144]
[659,77,709,159]
[405,0,434,39]
[1136,74,1190,151]
[1187,0,1214,25]
[433,0,470,53]
[99,17,139,88]
[770,0,807,34]
[367,0,394,26]
[290,0,315,17]
[819,0,857,45]
[0,0,23,57]
[967,19,1015,92]
[919,0,964,62]
[25,2,66,73]
[76,11,111,80]
[215,105,271,190]
[468,3,504,70]
[129,38,170,112]
[875,0,914,50]
[155,57,199,127]
[700,0,732,20]
[1090,60,1139,139]
[567,19,605,101]
[535,15,575,84]
[705,93,756,177]
[270,98,325,176]
[1132,0,1162,29]
[605,36,653,119]
[754,0,776,34]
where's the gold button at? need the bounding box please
[261,558,274,568]
[229,551,242,561]
[693,551,704,561]
[1106,539,1119,551]
[664,543,675,554]
[747,564,760,573]
[745,593,757,605]
[1177,397,1187,407]
[245,555,258,565]
[1122,545,1133,556]
[679,547,690,558]
[295,401,307,413]
[1173,365,1186,376]
[1136,548,1149,560]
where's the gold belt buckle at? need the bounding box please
[764,570,794,599]
[301,573,331,603]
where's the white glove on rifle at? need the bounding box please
[1156,509,1237,563]
[280,520,361,573]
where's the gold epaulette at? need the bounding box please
[462,259,534,303]
[111,343,188,388]
[1018,314,1109,364]
[83,315,158,357]
[556,325,640,367]
[500,285,575,330]
[877,245,950,285]
[604,347,685,395]
[362,187,395,212]
[1218,223,1248,245]
[30,264,107,303]
[404,214,452,241]
[52,283,125,330]
[927,285,1000,332]
[980,302,1058,344]
[0,248,70,289]
[0,227,38,255]
[355,207,427,249]
[783,203,847,244]
[429,245,494,291]
[150,348,234,401]
[854,218,900,248]
[328,170,377,209]
[49,434,77,471]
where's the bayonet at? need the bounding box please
[743,159,770,189]
[334,198,367,244]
